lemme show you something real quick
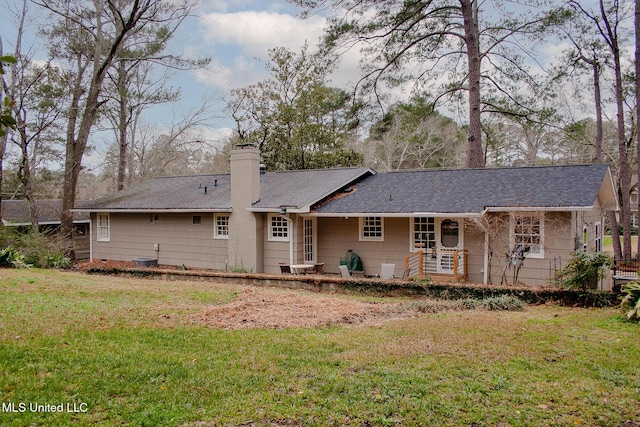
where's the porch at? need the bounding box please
[404,249,468,282]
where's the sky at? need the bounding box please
[1,0,354,170]
[156,0,352,147]
[2,0,615,171]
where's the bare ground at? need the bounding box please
[190,286,416,330]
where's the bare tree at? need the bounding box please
[37,0,197,242]
[364,99,464,170]
[1,0,64,230]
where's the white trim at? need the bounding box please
[73,208,232,213]
[483,206,594,213]
[214,213,229,239]
[595,221,603,253]
[438,218,463,250]
[1,220,90,227]
[97,213,110,242]
[359,216,384,241]
[268,214,290,242]
[510,213,544,259]
[311,212,483,218]
[303,217,317,263]
[89,216,93,261]
[483,230,489,285]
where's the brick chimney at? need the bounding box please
[228,144,263,271]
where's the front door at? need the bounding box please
[437,218,461,274]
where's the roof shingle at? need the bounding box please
[314,164,612,214]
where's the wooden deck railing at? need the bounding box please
[404,249,468,281]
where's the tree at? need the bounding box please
[102,102,217,186]
[103,18,208,191]
[1,0,66,230]
[228,45,363,170]
[363,96,464,170]
[294,0,559,168]
[565,0,634,259]
[38,0,197,242]
[0,35,17,227]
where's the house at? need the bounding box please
[1,199,91,259]
[75,145,617,286]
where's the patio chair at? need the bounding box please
[339,265,351,278]
[380,263,395,279]
[279,263,291,274]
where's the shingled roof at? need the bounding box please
[1,199,89,225]
[314,164,614,215]
[75,168,373,212]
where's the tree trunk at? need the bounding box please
[593,59,603,164]
[608,209,622,260]
[600,0,633,259]
[117,60,128,191]
[16,121,38,231]
[636,0,640,256]
[461,0,484,168]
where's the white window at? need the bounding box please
[595,221,602,253]
[412,217,436,251]
[360,216,384,241]
[303,218,316,262]
[512,214,543,258]
[269,214,289,242]
[214,214,229,239]
[97,213,110,242]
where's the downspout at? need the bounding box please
[288,215,294,265]
[483,230,489,285]
[89,214,93,261]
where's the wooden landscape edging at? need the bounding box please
[82,265,620,308]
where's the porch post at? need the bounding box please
[483,230,489,284]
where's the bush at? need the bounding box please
[0,246,31,268]
[0,228,72,269]
[407,295,524,313]
[620,281,640,322]
[554,251,613,291]
[478,295,525,311]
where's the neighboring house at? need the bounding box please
[1,199,91,260]
[75,145,617,286]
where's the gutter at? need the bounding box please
[72,208,232,213]
[308,212,483,218]
[481,206,595,214]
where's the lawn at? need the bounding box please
[0,269,638,426]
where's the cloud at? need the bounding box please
[192,10,330,90]
[200,10,326,55]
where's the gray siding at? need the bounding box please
[91,212,228,269]
[317,217,411,277]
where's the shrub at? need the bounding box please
[0,228,72,269]
[0,246,31,268]
[620,281,640,322]
[478,295,525,311]
[407,295,524,313]
[554,251,613,290]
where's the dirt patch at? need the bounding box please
[190,287,409,330]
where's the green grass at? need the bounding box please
[0,269,639,426]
